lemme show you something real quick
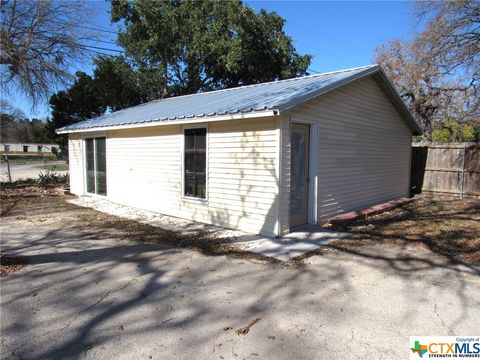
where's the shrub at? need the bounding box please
[37,171,69,188]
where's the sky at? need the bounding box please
[5,0,421,119]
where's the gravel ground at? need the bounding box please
[0,188,479,360]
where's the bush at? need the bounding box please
[37,171,69,187]
[432,119,478,142]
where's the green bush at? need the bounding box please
[37,171,69,187]
[432,119,478,142]
[432,128,451,142]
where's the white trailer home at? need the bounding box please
[57,65,421,237]
[1,143,60,156]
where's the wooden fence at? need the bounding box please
[411,143,480,197]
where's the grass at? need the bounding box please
[37,164,69,171]
[0,156,57,164]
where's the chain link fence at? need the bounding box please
[1,154,69,183]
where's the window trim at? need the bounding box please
[181,123,208,203]
[83,134,107,197]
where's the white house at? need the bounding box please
[57,65,421,237]
[1,143,60,156]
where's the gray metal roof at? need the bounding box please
[57,64,421,134]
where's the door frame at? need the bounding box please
[81,131,107,197]
[290,119,318,227]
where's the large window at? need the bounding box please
[184,128,206,199]
[86,137,107,195]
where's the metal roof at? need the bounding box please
[57,65,421,134]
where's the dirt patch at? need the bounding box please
[0,253,28,276]
[2,186,479,267]
[0,185,278,265]
[320,195,480,265]
[0,183,68,216]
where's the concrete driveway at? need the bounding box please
[1,198,479,359]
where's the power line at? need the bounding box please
[288,19,372,58]
[79,47,116,57]
[77,24,119,35]
[294,39,363,66]
[91,38,120,46]
[80,44,124,53]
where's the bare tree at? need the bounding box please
[416,0,479,90]
[375,0,479,140]
[0,0,97,106]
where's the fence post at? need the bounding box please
[460,144,466,199]
[5,155,12,183]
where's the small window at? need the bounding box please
[4,145,10,152]
[37,145,42,152]
[184,128,206,199]
[23,145,29,152]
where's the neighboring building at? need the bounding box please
[0,143,60,156]
[57,65,421,237]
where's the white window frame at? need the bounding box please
[181,123,208,204]
[83,132,107,197]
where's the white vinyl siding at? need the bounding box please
[287,76,412,224]
[86,117,279,237]
[68,134,84,195]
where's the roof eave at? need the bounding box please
[371,69,423,135]
[278,65,422,136]
[277,65,381,113]
[56,109,280,134]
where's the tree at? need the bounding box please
[48,1,311,150]
[0,99,51,143]
[0,0,96,105]
[47,56,145,154]
[375,0,479,140]
[110,0,312,96]
[432,119,477,142]
[92,56,145,112]
[415,1,479,94]
[47,72,106,154]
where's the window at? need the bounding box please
[37,145,42,152]
[23,145,29,152]
[184,128,206,199]
[85,137,107,195]
[4,145,9,152]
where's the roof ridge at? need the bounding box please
[58,64,395,134]
[106,64,378,115]
[159,64,378,100]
